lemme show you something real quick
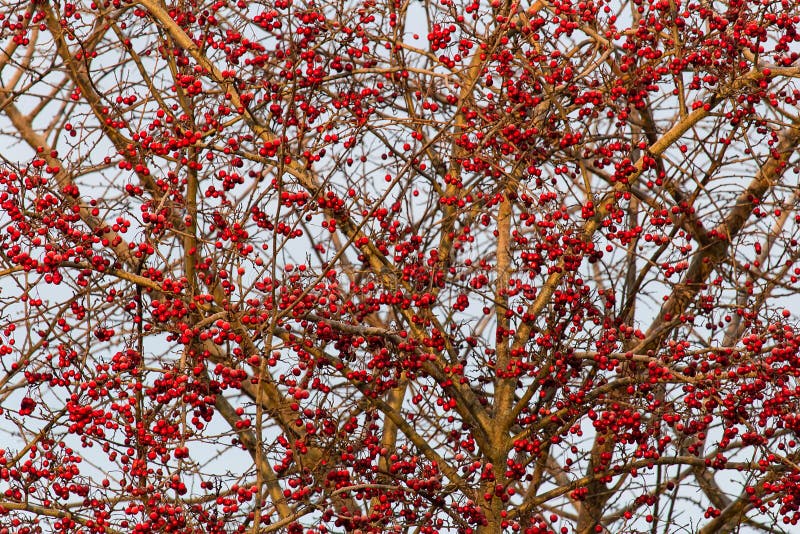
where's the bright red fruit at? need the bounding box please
[0,0,799,533]
[18,397,36,416]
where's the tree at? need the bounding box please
[0,0,799,532]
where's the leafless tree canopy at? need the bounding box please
[0,0,800,532]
